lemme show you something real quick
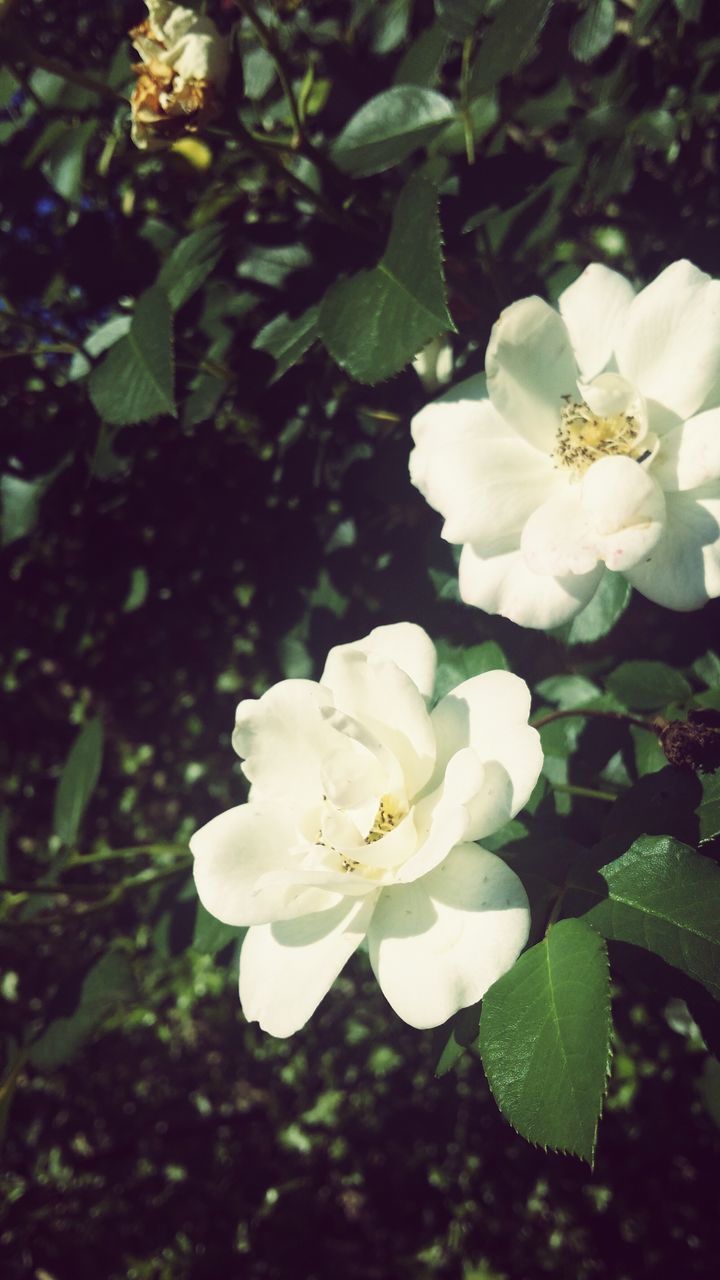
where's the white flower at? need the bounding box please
[410,260,720,628]
[191,623,542,1036]
[129,1,230,151]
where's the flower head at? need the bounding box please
[191,623,542,1036]
[129,1,229,151]
[410,261,720,628]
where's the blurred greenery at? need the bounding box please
[1,0,720,1275]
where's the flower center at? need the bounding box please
[364,794,407,844]
[554,397,651,477]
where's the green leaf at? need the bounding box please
[570,0,616,63]
[331,86,455,177]
[469,0,553,97]
[535,674,601,709]
[572,836,720,1000]
[319,175,454,383]
[253,304,320,382]
[553,571,630,645]
[157,225,225,312]
[193,902,245,954]
[606,661,692,711]
[122,566,149,613]
[1,473,42,547]
[394,22,448,86]
[693,650,720,689]
[699,771,720,846]
[53,718,104,848]
[242,46,276,99]
[479,918,611,1163]
[40,120,97,203]
[68,314,132,381]
[673,0,704,20]
[89,287,176,425]
[434,640,508,701]
[28,952,134,1071]
[434,0,487,42]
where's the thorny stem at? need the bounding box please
[531,707,664,734]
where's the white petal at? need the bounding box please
[410,398,555,547]
[323,622,437,700]
[320,648,436,799]
[459,542,604,629]
[617,260,720,419]
[232,679,334,807]
[520,488,601,577]
[239,893,378,1037]
[625,491,720,609]
[651,408,720,492]
[191,804,339,926]
[486,296,579,451]
[580,455,666,571]
[368,843,530,1029]
[395,750,485,884]
[431,672,543,838]
[559,263,636,380]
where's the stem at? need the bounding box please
[532,707,663,734]
[460,35,476,165]
[551,782,618,803]
[66,843,190,867]
[237,0,305,146]
[9,36,125,103]
[234,115,362,234]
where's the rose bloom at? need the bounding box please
[129,1,229,150]
[410,260,720,628]
[191,624,542,1036]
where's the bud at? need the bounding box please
[129,2,230,151]
[660,708,720,774]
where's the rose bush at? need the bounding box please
[410,260,720,628]
[129,0,229,149]
[191,624,542,1036]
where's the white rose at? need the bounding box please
[129,2,230,151]
[410,260,720,628]
[191,623,542,1036]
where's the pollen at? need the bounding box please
[554,398,647,477]
[365,795,406,844]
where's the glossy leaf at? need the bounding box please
[572,836,720,999]
[434,639,508,701]
[606,661,691,711]
[331,86,455,177]
[253,304,320,382]
[479,918,611,1163]
[53,718,104,848]
[89,287,176,425]
[319,175,454,383]
[554,571,631,645]
[157,225,225,312]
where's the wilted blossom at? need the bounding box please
[129,1,229,150]
[191,624,542,1036]
[410,261,720,628]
